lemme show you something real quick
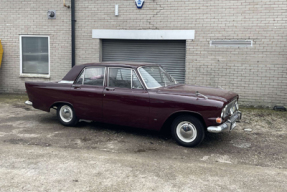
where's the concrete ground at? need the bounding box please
[0,94,286,192]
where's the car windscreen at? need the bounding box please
[138,66,177,89]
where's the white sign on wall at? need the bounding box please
[135,0,144,9]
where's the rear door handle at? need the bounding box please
[72,84,81,89]
[105,87,115,91]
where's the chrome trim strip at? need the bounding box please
[58,80,73,84]
[137,67,149,90]
[130,69,132,89]
[73,68,84,85]
[25,100,32,106]
[196,91,208,99]
[107,67,110,87]
[82,68,86,85]
[132,69,145,90]
[207,111,242,133]
[103,67,106,87]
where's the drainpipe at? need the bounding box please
[71,0,75,67]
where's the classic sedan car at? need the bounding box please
[25,62,242,147]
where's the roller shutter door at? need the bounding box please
[102,40,186,83]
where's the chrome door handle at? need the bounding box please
[72,84,81,89]
[105,87,115,91]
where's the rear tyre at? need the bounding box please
[171,115,205,147]
[57,104,78,126]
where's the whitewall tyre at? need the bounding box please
[171,115,205,147]
[57,104,78,126]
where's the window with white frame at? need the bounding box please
[20,35,50,76]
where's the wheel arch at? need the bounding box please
[50,101,74,110]
[160,111,206,134]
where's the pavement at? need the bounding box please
[0,94,286,192]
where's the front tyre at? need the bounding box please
[171,115,205,147]
[57,104,78,126]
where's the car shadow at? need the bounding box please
[77,121,233,148]
[77,121,170,140]
[37,115,235,148]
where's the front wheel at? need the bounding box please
[57,104,78,126]
[171,115,205,147]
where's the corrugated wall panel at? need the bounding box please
[102,40,186,83]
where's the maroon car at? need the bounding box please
[25,62,242,147]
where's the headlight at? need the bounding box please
[221,105,227,118]
[222,101,238,118]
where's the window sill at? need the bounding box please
[20,74,50,79]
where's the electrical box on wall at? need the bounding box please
[47,10,56,19]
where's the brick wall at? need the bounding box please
[0,0,72,92]
[0,0,286,107]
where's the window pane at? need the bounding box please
[22,37,49,74]
[109,68,131,88]
[138,66,177,89]
[139,67,161,88]
[84,67,105,86]
[132,71,143,89]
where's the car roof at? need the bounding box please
[80,62,159,68]
[62,62,159,81]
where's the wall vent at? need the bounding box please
[210,40,253,47]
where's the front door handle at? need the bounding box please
[106,87,115,91]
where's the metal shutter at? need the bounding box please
[102,40,186,83]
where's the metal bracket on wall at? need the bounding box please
[47,10,56,19]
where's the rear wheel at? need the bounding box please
[171,115,205,147]
[57,104,78,126]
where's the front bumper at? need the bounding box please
[207,111,242,133]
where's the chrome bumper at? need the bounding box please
[207,111,242,133]
[25,100,32,106]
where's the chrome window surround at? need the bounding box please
[58,80,73,84]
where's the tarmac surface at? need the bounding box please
[0,94,286,192]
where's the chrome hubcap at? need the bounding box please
[176,121,197,143]
[60,105,73,123]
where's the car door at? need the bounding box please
[103,67,150,129]
[70,66,105,121]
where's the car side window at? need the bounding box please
[108,68,143,89]
[109,68,131,88]
[84,67,105,86]
[74,67,105,86]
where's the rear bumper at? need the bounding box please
[207,111,242,133]
[25,100,32,106]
